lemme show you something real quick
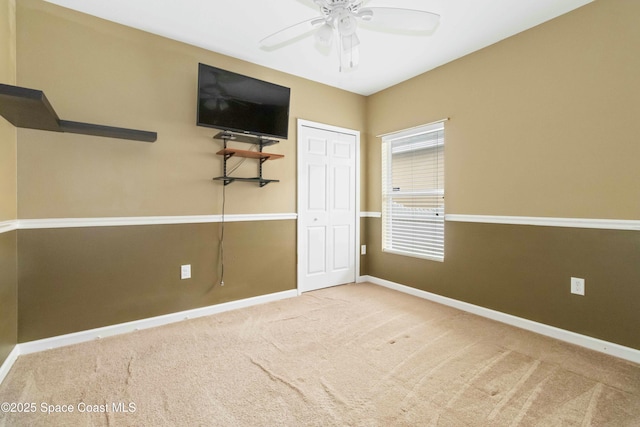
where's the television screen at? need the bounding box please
[197,63,291,139]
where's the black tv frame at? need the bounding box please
[196,63,291,140]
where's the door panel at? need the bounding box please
[308,164,327,211]
[333,165,351,211]
[307,227,326,275]
[308,137,327,155]
[333,141,351,158]
[333,225,350,271]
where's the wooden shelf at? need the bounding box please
[217,148,284,161]
[0,83,157,142]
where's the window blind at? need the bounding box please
[381,122,445,261]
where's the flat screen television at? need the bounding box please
[197,63,291,139]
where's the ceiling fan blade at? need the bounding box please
[260,17,325,50]
[359,7,440,34]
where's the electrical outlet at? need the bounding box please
[571,277,585,296]
[181,264,191,280]
[361,245,367,255]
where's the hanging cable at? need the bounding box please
[219,180,226,286]
[227,143,258,175]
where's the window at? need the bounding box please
[381,121,445,261]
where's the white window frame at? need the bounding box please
[381,121,445,262]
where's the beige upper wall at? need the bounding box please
[17,0,640,220]
[366,0,640,219]
[0,0,17,222]
[0,0,14,84]
[16,0,366,218]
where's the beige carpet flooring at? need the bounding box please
[1,283,639,426]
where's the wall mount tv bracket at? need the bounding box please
[0,83,157,142]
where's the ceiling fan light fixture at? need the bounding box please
[341,33,359,52]
[336,10,357,36]
[315,22,334,47]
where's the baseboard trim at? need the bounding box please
[0,345,20,386]
[359,275,640,364]
[17,289,298,357]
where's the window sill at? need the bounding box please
[382,248,444,262]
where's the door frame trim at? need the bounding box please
[296,119,361,295]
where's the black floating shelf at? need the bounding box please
[0,83,156,142]
[213,131,279,147]
[213,176,279,187]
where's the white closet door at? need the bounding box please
[298,122,357,293]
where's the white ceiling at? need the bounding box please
[44,0,593,96]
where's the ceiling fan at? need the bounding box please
[260,0,440,72]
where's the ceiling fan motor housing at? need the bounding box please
[316,0,364,16]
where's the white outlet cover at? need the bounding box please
[571,277,585,296]
[181,264,191,279]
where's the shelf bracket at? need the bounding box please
[212,131,282,187]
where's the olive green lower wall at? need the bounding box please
[0,231,17,363]
[363,218,640,350]
[12,217,640,351]
[17,220,295,342]
[359,217,368,275]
